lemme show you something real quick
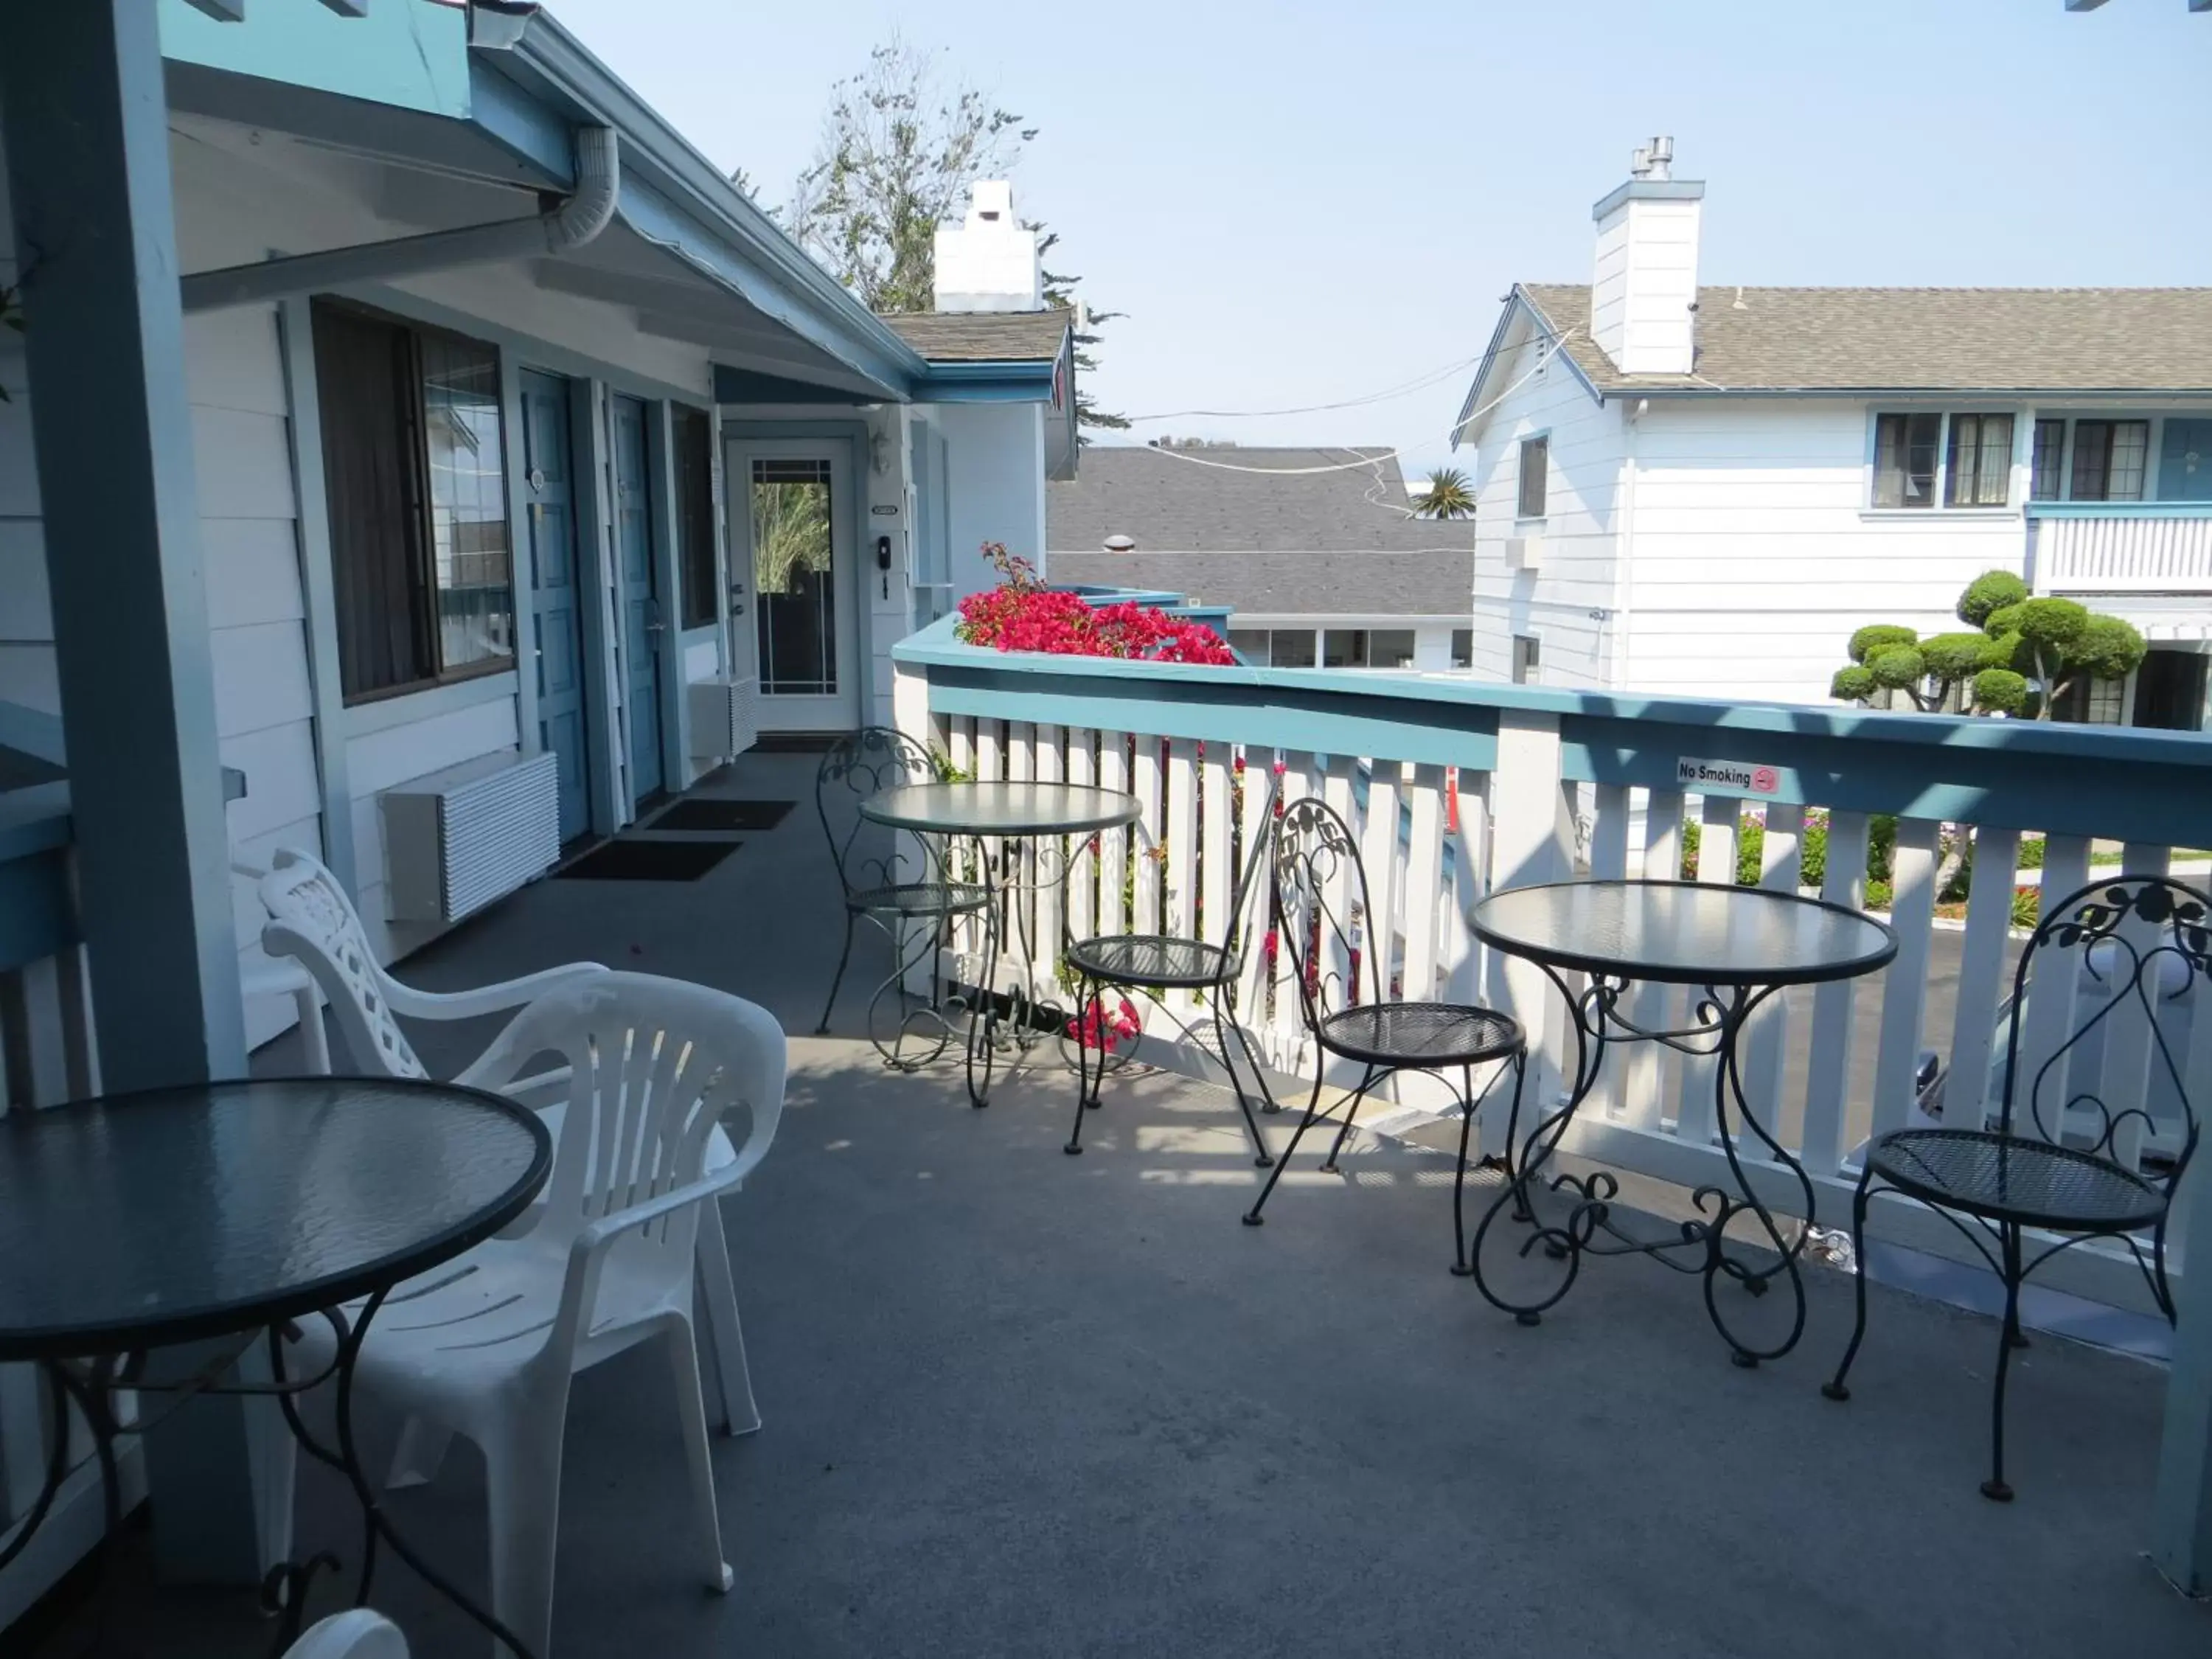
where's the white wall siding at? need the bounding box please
[1468,330,1625,688]
[1622,400,2028,703]
[934,401,1046,599]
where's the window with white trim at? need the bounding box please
[1515,435,1548,520]
[1871,411,2017,509]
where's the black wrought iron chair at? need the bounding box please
[1823,874,2206,1500]
[1242,796,1527,1263]
[814,728,990,1048]
[1061,770,1280,1164]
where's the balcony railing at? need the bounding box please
[2031,501,2212,593]
[891,614,2212,1317]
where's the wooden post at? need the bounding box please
[2,0,259,1582]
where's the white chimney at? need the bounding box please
[1589,136,1703,375]
[932,180,1042,313]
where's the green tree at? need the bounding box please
[1411,467,1477,519]
[1829,569,2144,720]
[779,37,1123,430]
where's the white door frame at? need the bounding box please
[723,432,863,732]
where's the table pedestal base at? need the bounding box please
[1466,973,1816,1366]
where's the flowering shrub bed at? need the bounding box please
[955,543,1237,667]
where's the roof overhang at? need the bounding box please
[1452,285,1603,450]
[159,1,939,404]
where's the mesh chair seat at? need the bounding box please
[1317,1002,1523,1068]
[1867,1128,2165,1233]
[848,880,992,919]
[1065,933,1236,990]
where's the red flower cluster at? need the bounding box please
[1067,995,1143,1052]
[953,543,1236,666]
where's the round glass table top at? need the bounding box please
[1470,879,1897,987]
[0,1077,551,1363]
[858,781,1143,837]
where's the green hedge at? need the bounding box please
[1679,812,1896,890]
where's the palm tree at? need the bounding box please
[1411,467,1476,519]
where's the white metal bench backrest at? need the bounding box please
[459,973,785,1328]
[257,849,429,1079]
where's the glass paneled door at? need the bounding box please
[725,437,860,731]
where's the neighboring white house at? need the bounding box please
[0,2,1072,1040]
[1452,137,2212,728]
[1048,445,1475,671]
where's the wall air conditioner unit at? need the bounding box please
[381,751,561,924]
[1505,535,1545,572]
[689,675,760,760]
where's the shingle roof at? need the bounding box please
[1518,282,2212,394]
[1046,446,1471,619]
[877,308,1072,362]
[1048,447,1454,554]
[1050,549,1473,619]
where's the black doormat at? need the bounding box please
[557,838,739,882]
[647,798,794,834]
[751,732,844,754]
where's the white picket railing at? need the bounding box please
[2033,507,2212,594]
[894,620,2212,1317]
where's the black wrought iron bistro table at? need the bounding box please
[1464,880,1896,1366]
[857,780,1143,1107]
[0,1076,552,1658]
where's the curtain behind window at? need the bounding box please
[313,305,429,698]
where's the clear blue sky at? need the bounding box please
[546,0,2208,483]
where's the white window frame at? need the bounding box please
[1515,432,1550,523]
[1863,408,2027,515]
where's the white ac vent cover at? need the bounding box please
[1505,535,1545,571]
[689,676,760,759]
[381,751,560,925]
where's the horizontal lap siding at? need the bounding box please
[1623,400,2028,705]
[185,307,328,1047]
[1470,333,1624,689]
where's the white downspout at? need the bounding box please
[181,125,620,313]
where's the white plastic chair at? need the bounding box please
[280,1611,408,1658]
[288,973,785,1659]
[257,848,763,1440]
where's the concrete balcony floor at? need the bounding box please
[33,751,2206,1658]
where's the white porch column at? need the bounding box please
[2,0,258,1582]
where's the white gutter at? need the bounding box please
[180,125,619,313]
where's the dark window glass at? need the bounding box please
[2071,419,2149,501]
[1516,436,1548,519]
[1872,412,1941,508]
[1270,630,1316,668]
[312,302,512,702]
[2031,418,2066,501]
[420,333,511,675]
[1369,629,1417,668]
[1512,633,1541,684]
[1943,413,2014,507]
[1321,629,1368,668]
[1226,630,1269,665]
[675,407,717,628]
[751,456,836,695]
[1450,628,1473,668]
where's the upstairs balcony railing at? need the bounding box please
[2030,501,2212,594]
[891,613,2212,1317]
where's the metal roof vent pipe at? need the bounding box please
[181,125,621,313]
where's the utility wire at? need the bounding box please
[1130,328,1579,479]
[1122,350,1489,423]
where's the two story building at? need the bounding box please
[1452,138,2212,728]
